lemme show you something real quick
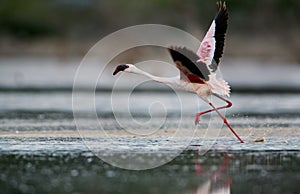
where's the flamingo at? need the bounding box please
[113,2,244,143]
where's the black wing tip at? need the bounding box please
[167,46,177,54]
[167,46,179,60]
[168,46,190,59]
[168,46,199,62]
[168,46,184,53]
[168,46,210,81]
[216,1,227,12]
[168,46,189,53]
[215,1,228,20]
[167,46,178,55]
[213,1,228,65]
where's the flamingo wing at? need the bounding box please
[168,46,210,83]
[197,2,228,72]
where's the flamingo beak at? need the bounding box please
[113,64,129,76]
[113,68,119,75]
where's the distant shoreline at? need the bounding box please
[0,35,299,63]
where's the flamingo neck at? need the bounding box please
[128,65,178,84]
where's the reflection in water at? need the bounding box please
[187,150,231,194]
[0,146,299,193]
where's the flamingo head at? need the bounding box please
[113,64,130,75]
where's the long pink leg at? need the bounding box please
[194,94,244,143]
[194,94,232,125]
[209,102,244,143]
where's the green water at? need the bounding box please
[0,151,299,194]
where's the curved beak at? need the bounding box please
[113,68,119,75]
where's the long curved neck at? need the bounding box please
[129,66,178,84]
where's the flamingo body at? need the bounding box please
[113,2,244,143]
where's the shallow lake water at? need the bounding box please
[0,91,299,194]
[0,150,299,194]
[0,58,299,193]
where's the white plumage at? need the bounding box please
[113,2,244,143]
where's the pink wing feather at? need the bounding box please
[197,21,216,66]
[197,2,230,97]
[197,2,228,72]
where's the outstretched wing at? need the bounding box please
[197,1,228,72]
[168,46,210,83]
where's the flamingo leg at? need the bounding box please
[194,94,232,125]
[194,94,244,143]
[208,102,244,143]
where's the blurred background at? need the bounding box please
[0,0,299,91]
[0,0,299,60]
[1,1,300,194]
[0,0,300,91]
